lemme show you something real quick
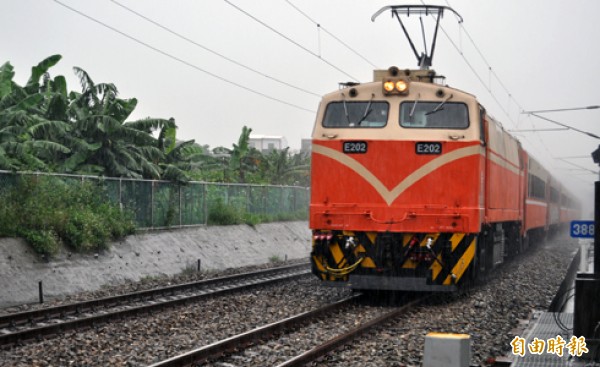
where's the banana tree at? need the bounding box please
[0,56,70,171]
[64,67,171,178]
[230,125,261,183]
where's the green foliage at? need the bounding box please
[21,229,60,256]
[268,255,282,263]
[0,176,135,256]
[1,56,310,237]
[2,56,312,187]
[180,262,199,276]
[207,197,242,225]
[206,195,307,227]
[63,210,111,252]
[100,202,136,238]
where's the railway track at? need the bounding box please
[148,293,427,367]
[0,263,310,348]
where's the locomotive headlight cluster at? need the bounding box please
[383,79,409,95]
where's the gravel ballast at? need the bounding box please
[0,235,580,367]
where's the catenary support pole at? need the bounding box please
[595,181,599,277]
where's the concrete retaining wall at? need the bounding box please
[0,221,311,308]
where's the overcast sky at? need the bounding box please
[3,0,600,215]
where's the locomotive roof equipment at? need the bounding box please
[372,5,463,70]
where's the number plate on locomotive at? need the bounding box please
[343,141,368,154]
[415,142,442,155]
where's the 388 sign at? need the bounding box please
[570,221,595,238]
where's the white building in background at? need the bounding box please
[300,139,311,154]
[248,135,288,152]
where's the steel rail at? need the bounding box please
[0,263,310,347]
[0,262,308,328]
[147,294,364,367]
[275,296,427,367]
[148,295,428,367]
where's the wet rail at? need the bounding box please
[0,263,310,347]
[148,294,427,367]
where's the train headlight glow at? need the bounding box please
[382,79,409,95]
[383,81,396,93]
[395,80,408,92]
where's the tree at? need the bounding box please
[0,56,70,171]
[262,148,310,186]
[229,126,261,183]
[63,67,172,178]
[157,121,209,182]
[1,55,313,186]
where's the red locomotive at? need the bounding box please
[309,5,579,291]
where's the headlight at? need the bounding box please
[395,80,408,92]
[383,81,395,92]
[382,78,409,95]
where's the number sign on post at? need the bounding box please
[570,221,595,238]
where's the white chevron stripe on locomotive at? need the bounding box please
[313,144,484,206]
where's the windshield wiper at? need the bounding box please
[355,94,375,126]
[425,93,453,115]
[342,96,351,126]
[409,93,421,118]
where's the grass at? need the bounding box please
[207,197,307,227]
[268,255,282,263]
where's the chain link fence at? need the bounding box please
[0,171,309,230]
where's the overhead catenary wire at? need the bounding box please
[284,0,379,69]
[523,105,600,114]
[414,0,578,177]
[52,0,316,114]
[415,0,519,129]
[223,0,360,82]
[556,158,599,175]
[527,113,600,140]
[443,0,525,118]
[440,0,600,184]
[109,0,321,98]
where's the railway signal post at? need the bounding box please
[573,144,600,360]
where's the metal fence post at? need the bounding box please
[246,184,250,213]
[119,178,123,212]
[179,183,182,227]
[151,181,155,229]
[263,186,267,214]
[226,184,230,206]
[203,183,208,225]
[293,188,297,212]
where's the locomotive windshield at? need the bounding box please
[322,101,389,128]
[400,101,469,129]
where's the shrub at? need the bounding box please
[207,198,242,225]
[19,229,60,256]
[205,196,308,227]
[0,198,18,237]
[96,202,135,239]
[63,210,110,251]
[0,176,136,256]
